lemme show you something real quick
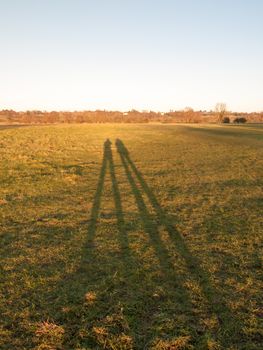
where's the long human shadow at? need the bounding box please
[54,140,111,347]
[115,139,243,346]
[100,140,177,347]
[49,139,114,348]
[107,140,211,348]
[115,141,196,346]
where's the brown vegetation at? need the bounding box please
[0,108,262,124]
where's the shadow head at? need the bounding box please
[115,139,129,155]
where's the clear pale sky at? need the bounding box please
[0,0,262,112]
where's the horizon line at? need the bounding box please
[1,108,263,114]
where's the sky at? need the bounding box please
[0,0,262,112]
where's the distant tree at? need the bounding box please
[182,107,195,122]
[233,117,247,123]
[184,107,194,112]
[222,116,230,123]
[239,117,247,123]
[215,103,227,123]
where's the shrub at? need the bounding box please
[222,117,230,123]
[233,117,247,123]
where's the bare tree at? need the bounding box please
[215,103,227,123]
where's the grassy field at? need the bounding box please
[0,124,262,350]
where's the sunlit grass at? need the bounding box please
[0,124,262,349]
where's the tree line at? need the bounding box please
[0,108,262,124]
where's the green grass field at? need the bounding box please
[0,124,262,350]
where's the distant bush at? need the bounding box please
[233,117,247,124]
[222,117,230,123]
